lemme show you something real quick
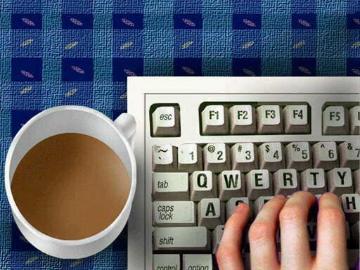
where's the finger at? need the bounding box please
[249,195,286,270]
[216,203,250,270]
[279,191,315,270]
[315,193,348,270]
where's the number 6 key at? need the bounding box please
[313,142,338,170]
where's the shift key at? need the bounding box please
[153,227,210,251]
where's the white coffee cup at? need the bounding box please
[4,106,137,259]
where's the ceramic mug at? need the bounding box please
[4,106,136,259]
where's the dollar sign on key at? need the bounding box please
[265,145,270,153]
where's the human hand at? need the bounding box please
[216,192,348,270]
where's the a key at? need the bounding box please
[231,143,258,172]
[153,226,210,251]
[323,106,349,135]
[152,172,189,200]
[152,145,178,172]
[218,170,245,201]
[226,197,249,219]
[203,143,230,172]
[327,168,353,196]
[283,104,310,134]
[257,105,283,134]
[151,105,180,136]
[313,142,338,170]
[259,142,285,172]
[212,225,224,254]
[229,105,256,134]
[354,169,360,194]
[349,106,360,135]
[178,143,203,172]
[341,194,360,223]
[153,201,196,226]
[246,169,272,200]
[286,142,312,171]
[198,198,225,229]
[201,105,228,135]
[190,171,217,201]
[153,254,180,270]
[339,142,360,170]
[273,169,299,195]
[183,254,213,270]
[254,196,274,215]
[301,168,327,194]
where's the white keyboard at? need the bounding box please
[127,77,360,270]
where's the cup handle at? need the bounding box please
[114,113,136,148]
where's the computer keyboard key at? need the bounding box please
[327,168,353,196]
[259,142,285,172]
[354,169,360,194]
[152,145,178,172]
[198,198,225,229]
[226,197,250,219]
[153,227,210,251]
[229,105,256,134]
[152,106,180,137]
[183,254,213,270]
[350,106,360,135]
[257,105,283,134]
[153,254,180,270]
[286,142,312,171]
[313,142,338,170]
[301,168,327,194]
[273,169,299,195]
[190,171,217,201]
[212,225,224,254]
[218,170,245,201]
[283,104,310,134]
[204,143,230,172]
[153,201,196,226]
[152,172,189,200]
[178,143,203,172]
[231,143,258,172]
[341,194,360,223]
[254,196,274,215]
[339,142,360,169]
[246,170,272,200]
[201,105,229,135]
[323,106,349,135]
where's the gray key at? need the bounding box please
[339,142,360,170]
[153,201,196,226]
[198,198,225,229]
[152,106,180,136]
[350,106,360,135]
[246,170,272,200]
[152,172,189,200]
[178,143,203,172]
[341,194,360,223]
[183,254,213,270]
[152,145,178,172]
[231,143,258,172]
[153,254,180,270]
[229,105,256,134]
[283,104,310,134]
[327,168,353,196]
[226,197,250,219]
[190,171,217,201]
[218,170,245,201]
[203,143,230,173]
[153,227,210,251]
[201,105,229,135]
[259,142,285,172]
[354,169,360,194]
[212,225,224,254]
[273,169,299,196]
[254,196,274,215]
[301,168,327,194]
[286,142,312,171]
[323,106,349,135]
[257,105,283,134]
[313,142,338,170]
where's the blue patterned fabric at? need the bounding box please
[0,0,359,269]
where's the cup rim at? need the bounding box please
[4,105,137,246]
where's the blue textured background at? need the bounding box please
[0,0,359,269]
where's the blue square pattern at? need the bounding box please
[0,0,358,269]
[11,58,42,82]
